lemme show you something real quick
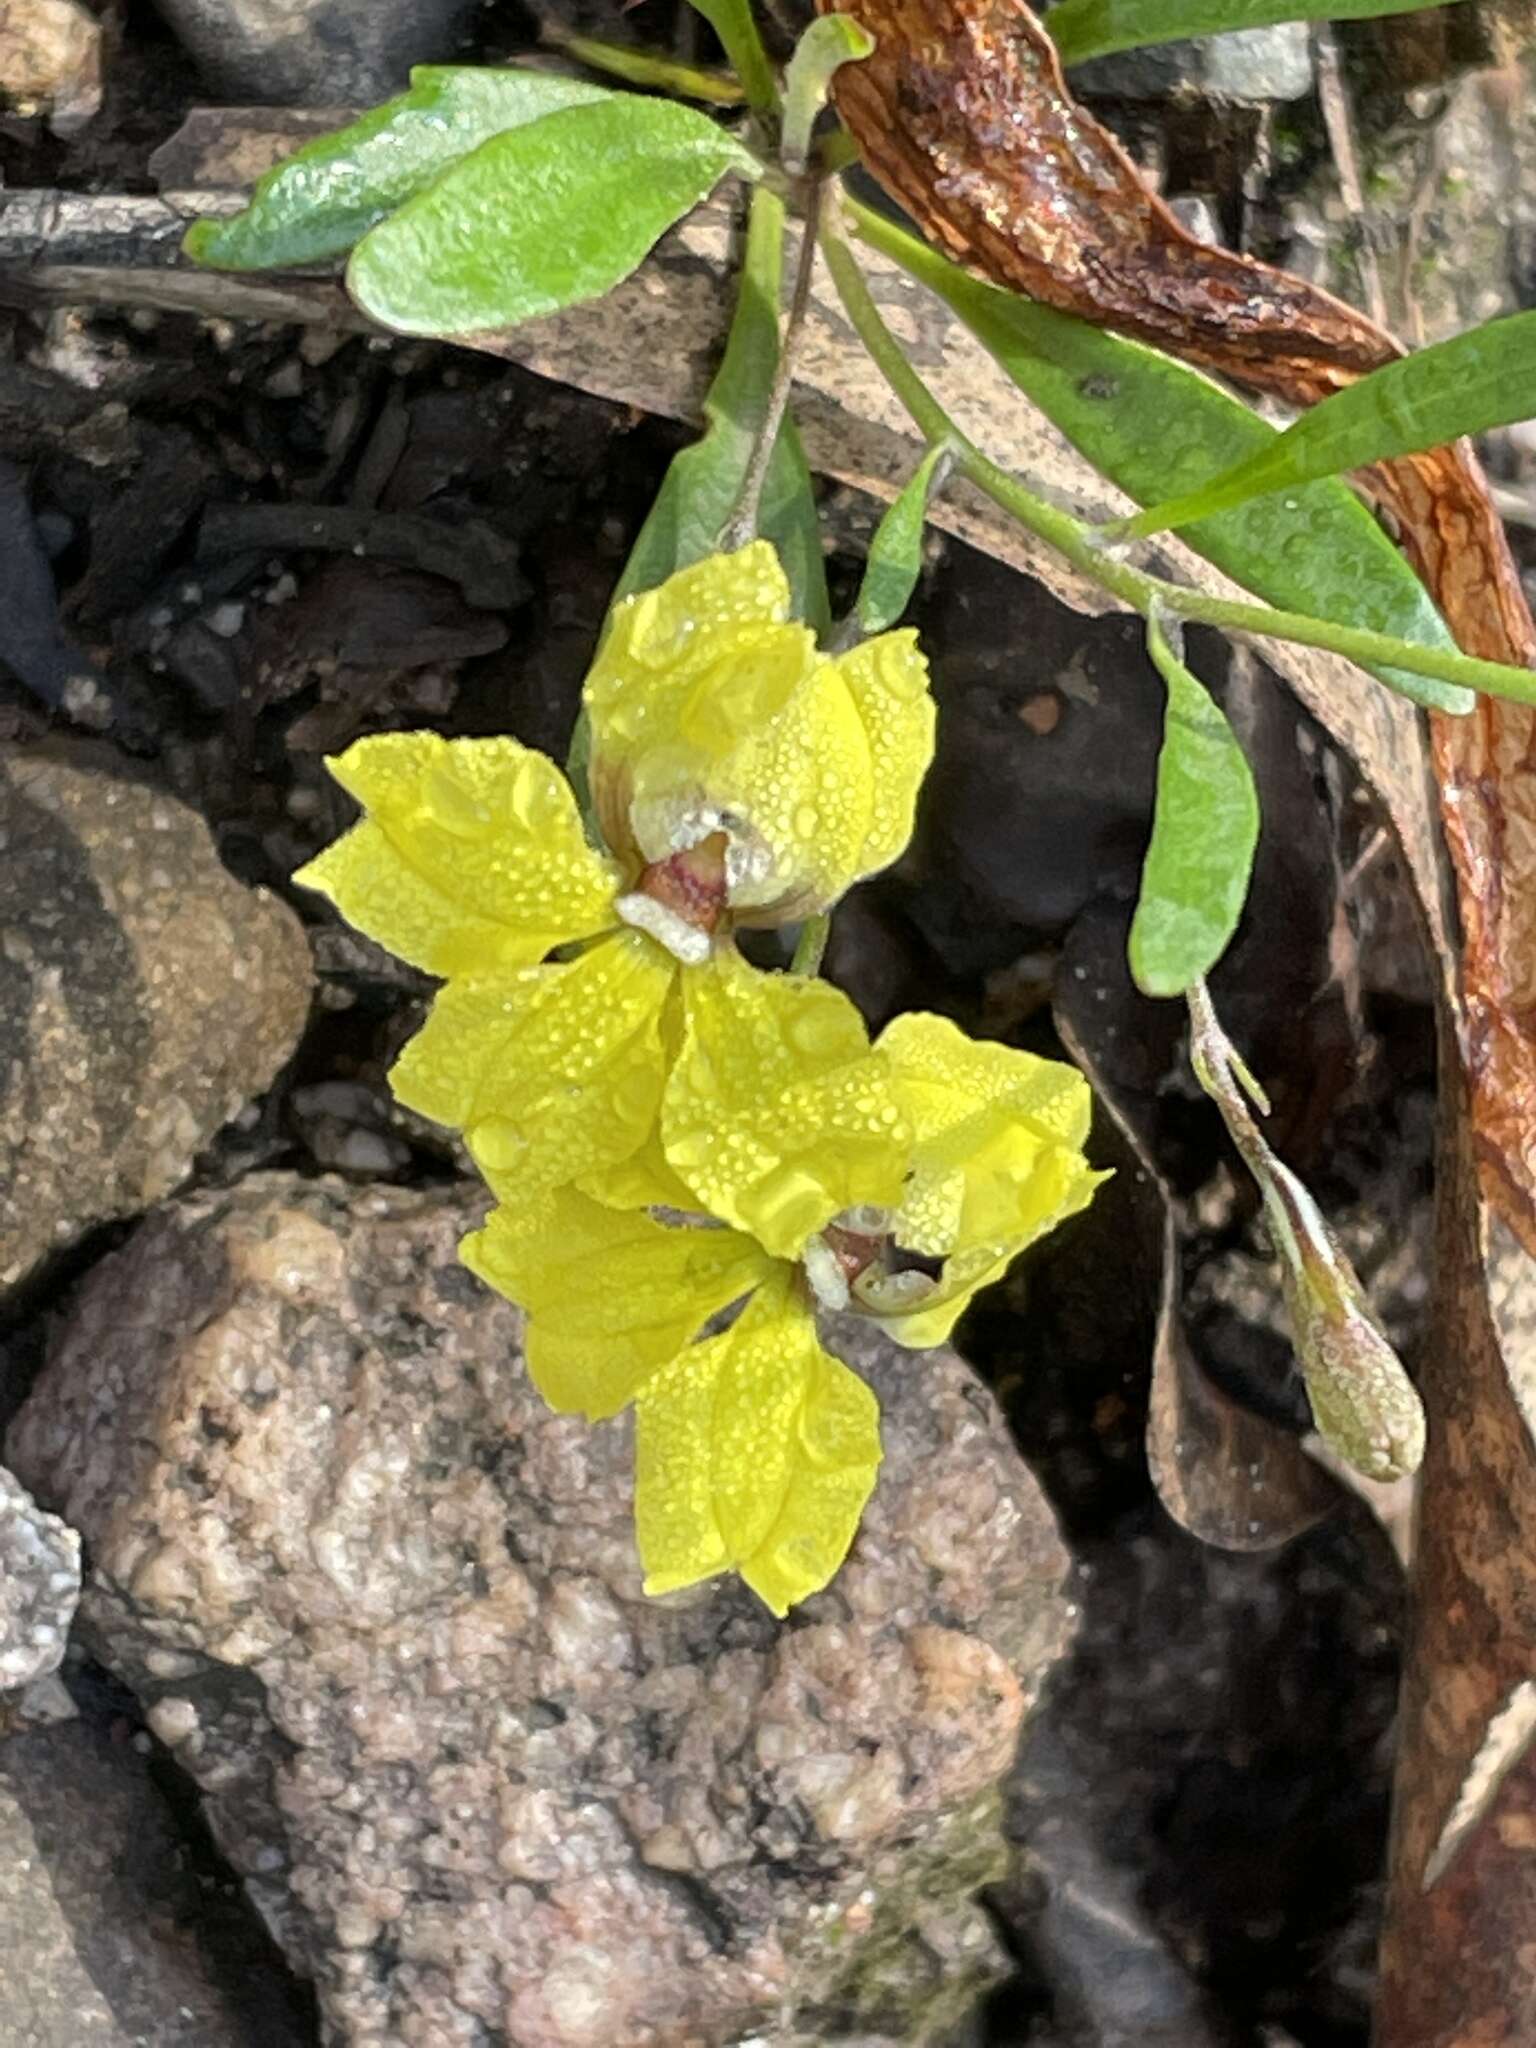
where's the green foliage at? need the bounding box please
[685,0,780,112]
[852,200,1472,714]
[1047,0,1465,67]
[854,445,950,635]
[614,188,830,633]
[183,66,614,271]
[346,98,760,337]
[780,15,875,172]
[1125,307,1536,537]
[555,33,745,104]
[1129,616,1259,999]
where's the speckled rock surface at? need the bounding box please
[10,1174,1076,2046]
[0,1464,79,1689]
[0,752,312,1291]
[0,0,103,132]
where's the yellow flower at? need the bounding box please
[587,541,935,928]
[464,968,1102,1616]
[293,544,934,1200]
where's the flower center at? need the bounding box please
[614,831,729,965]
[801,1206,945,1316]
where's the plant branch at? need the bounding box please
[721,178,823,552]
[820,211,1536,710]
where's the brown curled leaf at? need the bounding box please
[820,0,1536,1259]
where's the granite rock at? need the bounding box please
[0,0,103,133]
[148,0,480,103]
[1070,22,1313,104]
[0,1464,79,1690]
[11,1174,1077,2046]
[0,752,312,1291]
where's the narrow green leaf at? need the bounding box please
[1130,615,1259,998]
[1124,307,1536,538]
[781,15,875,173]
[555,33,745,104]
[1049,0,1464,67]
[347,98,760,339]
[854,444,950,634]
[852,199,1472,713]
[614,187,829,634]
[183,66,615,272]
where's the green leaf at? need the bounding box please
[852,199,1472,714]
[554,32,745,104]
[614,187,829,635]
[854,444,950,634]
[781,15,875,173]
[347,97,761,338]
[1124,306,1536,538]
[183,66,616,271]
[1048,0,1465,66]
[1130,614,1259,998]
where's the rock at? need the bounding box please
[0,0,104,134]
[1281,51,1536,343]
[1071,23,1313,103]
[10,1175,1076,2046]
[148,0,480,103]
[0,752,312,1291]
[0,1465,79,1690]
[0,1717,314,2045]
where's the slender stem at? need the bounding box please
[721,178,823,552]
[791,913,830,974]
[820,215,1536,710]
[685,0,779,117]
[549,30,746,104]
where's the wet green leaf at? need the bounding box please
[1125,306,1536,537]
[852,200,1472,713]
[1130,616,1259,998]
[854,444,950,634]
[613,188,829,635]
[183,66,615,271]
[347,97,760,338]
[1049,0,1464,66]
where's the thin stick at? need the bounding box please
[720,179,823,552]
[1314,23,1389,329]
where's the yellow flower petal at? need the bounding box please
[830,629,937,883]
[635,1272,881,1615]
[462,1186,770,1420]
[860,1146,1104,1348]
[627,653,872,921]
[663,948,910,1261]
[879,1013,1097,1255]
[295,733,620,977]
[586,544,814,859]
[391,930,673,1192]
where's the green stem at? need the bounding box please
[550,31,746,103]
[791,913,830,974]
[820,215,1536,710]
[686,0,779,117]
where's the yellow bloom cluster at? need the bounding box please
[297,544,1102,1615]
